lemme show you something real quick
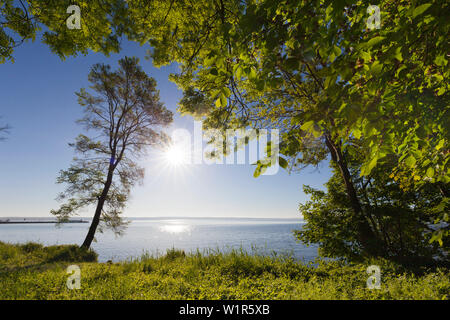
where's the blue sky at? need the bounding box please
[0,39,332,219]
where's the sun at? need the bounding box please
[164,144,190,167]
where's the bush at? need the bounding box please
[20,243,44,253]
[45,245,97,263]
[0,241,97,269]
[296,159,448,265]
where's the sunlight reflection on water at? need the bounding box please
[159,224,191,234]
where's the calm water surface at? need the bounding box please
[0,218,318,262]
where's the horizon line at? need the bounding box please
[0,216,302,220]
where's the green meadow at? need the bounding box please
[0,242,448,300]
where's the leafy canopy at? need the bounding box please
[0,0,128,63]
[125,0,449,243]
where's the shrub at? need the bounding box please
[45,245,97,263]
[0,242,97,268]
[20,242,44,253]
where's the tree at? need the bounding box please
[124,0,449,249]
[125,0,379,252]
[51,57,173,249]
[1,0,128,63]
[0,0,37,63]
[295,144,448,265]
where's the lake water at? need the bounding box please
[0,218,318,262]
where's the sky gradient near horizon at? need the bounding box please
[0,39,332,219]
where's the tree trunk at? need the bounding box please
[323,133,379,254]
[81,166,114,249]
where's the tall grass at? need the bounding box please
[0,241,97,272]
[0,242,448,300]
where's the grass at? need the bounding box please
[0,242,448,300]
[0,241,97,272]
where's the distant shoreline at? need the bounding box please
[0,220,88,224]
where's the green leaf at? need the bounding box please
[204,56,215,67]
[300,121,321,138]
[222,87,231,97]
[324,75,336,89]
[253,166,261,178]
[366,36,385,48]
[235,66,243,79]
[426,167,434,178]
[434,54,447,66]
[279,157,288,169]
[220,93,227,107]
[429,230,443,246]
[333,45,341,58]
[215,97,222,108]
[249,68,257,79]
[412,3,432,18]
[300,121,314,132]
[366,157,378,175]
[361,157,378,176]
[395,65,407,77]
[404,155,417,168]
[353,128,362,139]
[370,60,383,75]
[394,47,403,62]
[360,51,371,63]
